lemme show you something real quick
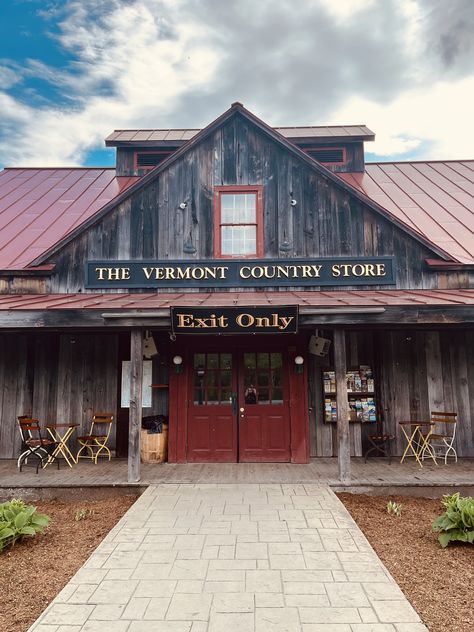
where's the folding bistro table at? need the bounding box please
[44,423,79,467]
[399,421,437,467]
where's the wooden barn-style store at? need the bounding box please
[0,103,473,482]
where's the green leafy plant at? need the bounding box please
[75,508,93,521]
[387,500,402,517]
[0,498,50,552]
[432,493,474,548]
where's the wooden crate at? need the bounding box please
[140,426,168,463]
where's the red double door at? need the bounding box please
[186,344,291,462]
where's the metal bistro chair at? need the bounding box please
[76,413,114,464]
[422,411,458,465]
[17,417,60,473]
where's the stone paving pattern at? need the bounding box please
[28,484,428,632]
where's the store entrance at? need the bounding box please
[187,347,290,462]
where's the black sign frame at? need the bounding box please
[85,256,396,289]
[171,306,299,335]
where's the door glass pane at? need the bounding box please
[243,352,284,405]
[206,371,217,387]
[220,371,231,388]
[207,354,218,369]
[257,372,269,387]
[207,387,218,404]
[271,353,282,368]
[193,353,233,406]
[221,389,232,404]
[221,354,232,369]
[194,353,205,368]
[272,387,283,403]
[244,353,256,369]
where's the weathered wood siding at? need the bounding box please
[308,328,474,458]
[0,332,168,459]
[45,114,470,292]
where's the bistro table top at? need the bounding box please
[45,423,79,429]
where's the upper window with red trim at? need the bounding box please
[214,186,263,258]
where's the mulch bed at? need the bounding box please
[338,493,474,632]
[1,494,136,632]
[2,492,472,632]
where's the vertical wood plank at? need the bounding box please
[334,329,350,482]
[128,330,143,482]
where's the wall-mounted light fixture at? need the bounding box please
[179,202,187,210]
[279,240,292,252]
[173,355,183,374]
[290,199,297,206]
[183,240,197,254]
[294,355,304,374]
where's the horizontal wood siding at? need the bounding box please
[308,328,474,458]
[43,114,470,293]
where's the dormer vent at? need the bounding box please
[135,149,176,174]
[303,147,346,164]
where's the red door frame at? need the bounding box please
[168,334,309,463]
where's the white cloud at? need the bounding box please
[0,0,219,166]
[317,0,376,22]
[331,77,474,159]
[0,0,473,166]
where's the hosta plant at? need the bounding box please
[0,498,50,552]
[432,493,474,548]
[386,500,402,517]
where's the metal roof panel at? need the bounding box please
[338,160,474,263]
[0,289,473,310]
[0,169,139,269]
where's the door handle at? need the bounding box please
[230,393,238,415]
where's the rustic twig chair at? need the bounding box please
[76,413,114,464]
[17,416,59,473]
[422,411,458,464]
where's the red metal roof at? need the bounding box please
[338,161,474,264]
[0,289,473,310]
[105,125,375,145]
[0,169,139,269]
[0,159,473,270]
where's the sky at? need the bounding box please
[0,0,473,168]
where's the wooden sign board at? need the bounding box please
[171,306,299,335]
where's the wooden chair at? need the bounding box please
[364,417,395,464]
[17,417,60,473]
[76,413,114,464]
[422,411,458,464]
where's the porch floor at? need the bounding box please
[1,457,473,492]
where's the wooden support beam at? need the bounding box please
[128,329,143,483]
[334,328,351,483]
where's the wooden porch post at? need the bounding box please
[334,329,351,483]
[128,329,143,483]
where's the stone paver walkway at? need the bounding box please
[29,484,428,632]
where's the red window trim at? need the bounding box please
[214,185,264,259]
[302,146,347,166]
